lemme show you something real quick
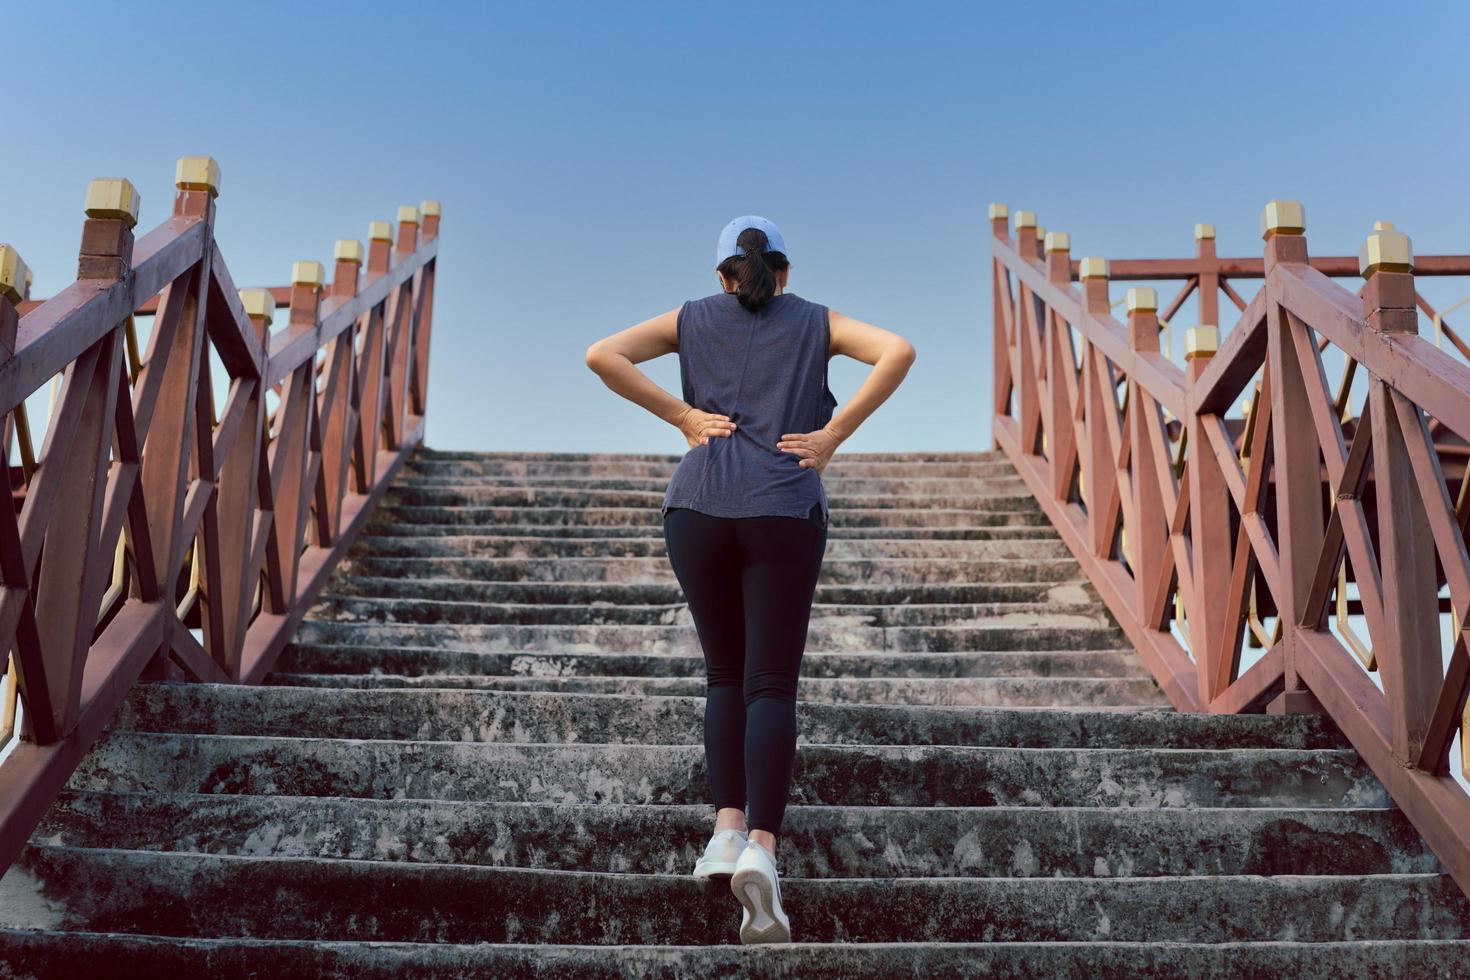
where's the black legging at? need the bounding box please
[662,502,828,835]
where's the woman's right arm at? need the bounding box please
[777,309,916,470]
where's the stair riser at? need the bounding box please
[68,735,1389,809]
[404,462,1021,480]
[340,555,1084,584]
[263,674,1167,707]
[385,489,1039,511]
[398,476,1030,495]
[306,595,1107,628]
[363,523,1063,541]
[37,793,1438,879]
[373,506,1056,528]
[324,578,1089,606]
[5,933,1467,980]
[351,537,1072,559]
[115,686,1346,749]
[277,645,1151,680]
[5,847,1462,943]
[291,621,1129,653]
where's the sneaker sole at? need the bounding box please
[692,861,737,880]
[731,865,791,944]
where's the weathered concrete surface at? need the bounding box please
[115,685,1344,748]
[276,644,1153,679]
[1,448,1464,976]
[5,935,1469,980]
[66,734,1388,809]
[35,793,1437,878]
[4,847,1467,944]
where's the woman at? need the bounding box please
[584,215,916,944]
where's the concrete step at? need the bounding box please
[339,554,1084,583]
[387,488,1040,513]
[262,673,1168,707]
[4,847,1464,944]
[350,534,1073,559]
[4,933,1467,980]
[397,474,1031,496]
[325,577,1091,606]
[305,593,1109,628]
[35,791,1437,879]
[416,450,1008,462]
[114,686,1346,749]
[361,521,1065,541]
[371,505,1057,529]
[67,733,1388,809]
[291,619,1129,653]
[276,644,1151,680]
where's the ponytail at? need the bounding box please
[716,227,790,313]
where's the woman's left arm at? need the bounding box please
[585,308,737,446]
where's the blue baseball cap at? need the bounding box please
[716,215,787,264]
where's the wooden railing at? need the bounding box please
[990,201,1470,897]
[0,158,439,874]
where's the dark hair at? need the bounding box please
[716,227,790,312]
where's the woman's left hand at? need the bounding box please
[777,425,844,474]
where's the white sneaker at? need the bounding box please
[692,828,748,880]
[730,841,791,944]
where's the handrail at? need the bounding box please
[991,202,1470,898]
[0,159,440,876]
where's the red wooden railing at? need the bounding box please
[990,202,1470,896]
[0,159,439,874]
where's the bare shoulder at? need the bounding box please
[827,308,915,364]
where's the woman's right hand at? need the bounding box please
[675,406,737,448]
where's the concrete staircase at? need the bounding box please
[2,449,1468,977]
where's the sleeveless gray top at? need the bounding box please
[660,291,837,526]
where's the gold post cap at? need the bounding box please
[1078,256,1109,280]
[987,203,1008,220]
[1373,220,1395,232]
[334,239,365,264]
[368,220,393,242]
[397,205,420,226]
[1194,222,1215,241]
[238,288,276,325]
[1186,325,1220,360]
[1260,199,1305,240]
[1043,231,1070,253]
[0,245,28,304]
[175,156,221,196]
[291,260,325,288]
[421,200,442,218]
[1359,228,1413,278]
[84,178,141,227]
[1014,210,1037,229]
[1125,287,1158,314]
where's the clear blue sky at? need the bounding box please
[7,1,1469,453]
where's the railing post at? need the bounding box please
[1185,324,1231,706]
[1125,287,1166,619]
[29,179,134,736]
[355,221,393,490]
[1079,257,1113,558]
[384,206,419,449]
[1195,223,1219,330]
[1361,221,1442,762]
[1260,199,1323,715]
[1044,231,1075,499]
[1012,210,1043,454]
[266,260,323,611]
[989,204,1011,443]
[317,240,363,544]
[411,201,440,416]
[0,246,27,360]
